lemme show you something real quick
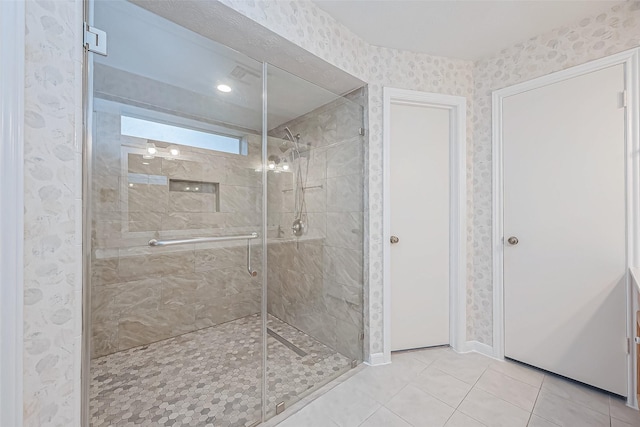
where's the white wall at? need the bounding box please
[18,0,640,424]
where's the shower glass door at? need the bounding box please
[264,65,366,418]
[88,1,265,426]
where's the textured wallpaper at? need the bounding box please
[23,0,83,426]
[20,0,640,424]
[469,0,640,344]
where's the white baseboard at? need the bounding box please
[366,352,391,366]
[461,341,500,359]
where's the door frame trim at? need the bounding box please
[492,48,640,407]
[380,87,467,365]
[0,1,25,425]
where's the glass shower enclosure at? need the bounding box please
[84,1,366,425]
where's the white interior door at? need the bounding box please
[503,64,627,395]
[390,102,450,351]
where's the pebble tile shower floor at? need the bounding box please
[90,314,352,426]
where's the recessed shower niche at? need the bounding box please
[85,1,367,426]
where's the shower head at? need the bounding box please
[280,127,301,153]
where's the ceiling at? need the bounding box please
[313,0,622,60]
[94,1,356,132]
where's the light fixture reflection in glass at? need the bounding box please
[146,141,157,155]
[268,161,276,169]
[217,84,232,93]
[169,147,180,156]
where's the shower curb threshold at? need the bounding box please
[260,363,366,427]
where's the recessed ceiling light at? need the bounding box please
[217,84,232,93]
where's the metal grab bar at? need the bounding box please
[148,232,259,277]
[247,239,257,277]
[148,233,259,247]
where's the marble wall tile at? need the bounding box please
[302,179,327,213]
[304,147,327,182]
[266,91,365,361]
[160,275,201,308]
[324,294,363,329]
[336,103,364,141]
[335,318,363,360]
[161,157,204,181]
[118,306,197,350]
[91,257,119,287]
[324,280,363,307]
[116,251,196,282]
[168,191,218,213]
[92,175,120,213]
[194,245,246,272]
[326,174,364,213]
[326,212,363,251]
[223,157,262,187]
[127,183,169,213]
[91,278,162,327]
[91,322,118,358]
[303,212,327,240]
[127,211,162,232]
[160,212,225,230]
[267,241,296,270]
[195,289,261,327]
[326,140,364,178]
[219,184,262,213]
[323,246,363,289]
[128,153,162,175]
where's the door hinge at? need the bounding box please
[84,23,107,56]
[359,128,366,136]
[621,90,628,109]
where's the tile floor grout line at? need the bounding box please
[451,364,495,426]
[525,374,546,427]
[486,362,545,389]
[383,383,419,427]
[538,381,613,419]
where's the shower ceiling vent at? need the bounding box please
[229,64,260,84]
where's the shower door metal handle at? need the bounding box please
[390,236,399,244]
[148,233,258,247]
[148,233,259,277]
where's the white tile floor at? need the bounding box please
[274,346,640,427]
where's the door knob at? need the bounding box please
[507,236,519,245]
[390,235,399,244]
